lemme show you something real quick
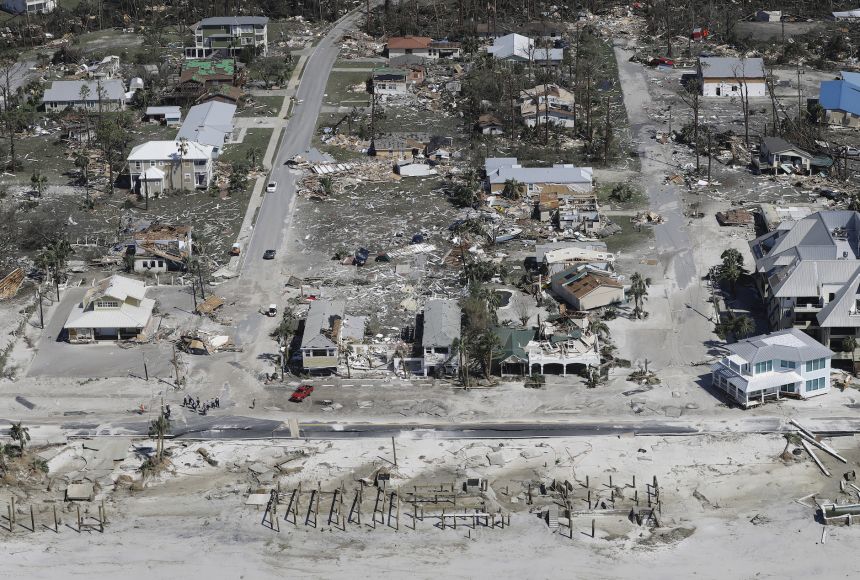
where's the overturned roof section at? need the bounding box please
[725,328,833,364]
[422,299,460,348]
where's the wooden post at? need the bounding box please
[101,499,107,524]
[587,490,591,509]
[609,475,613,488]
[11,496,15,525]
[635,489,639,506]
[7,503,12,531]
[592,518,595,538]
[30,505,34,532]
[53,505,58,533]
[391,437,397,467]
[586,475,589,489]
[395,491,400,532]
[633,475,636,488]
[76,505,81,532]
[441,508,445,530]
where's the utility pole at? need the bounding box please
[142,352,149,381]
[37,288,43,329]
[196,262,206,300]
[172,344,180,385]
[796,66,805,120]
[603,95,611,164]
[191,280,198,312]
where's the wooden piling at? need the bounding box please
[609,475,613,488]
[30,505,34,532]
[76,505,81,532]
[587,489,591,509]
[632,475,636,488]
[11,496,15,525]
[53,505,58,533]
[592,518,595,538]
[7,504,12,532]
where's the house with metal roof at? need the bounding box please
[175,101,236,153]
[3,0,55,15]
[127,140,215,194]
[419,299,461,377]
[818,71,860,128]
[186,16,269,59]
[697,57,766,97]
[487,33,563,65]
[64,275,155,343]
[42,79,126,112]
[749,210,860,365]
[484,157,593,195]
[710,328,833,408]
[300,300,345,373]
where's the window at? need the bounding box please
[134,162,142,170]
[780,360,796,369]
[97,300,119,308]
[754,360,773,374]
[158,261,164,267]
[805,377,826,392]
[780,384,796,393]
[805,358,826,372]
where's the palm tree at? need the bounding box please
[718,248,745,293]
[844,336,858,374]
[9,421,30,452]
[733,314,755,339]
[78,83,91,146]
[149,413,170,464]
[30,170,47,196]
[451,336,469,388]
[588,318,610,338]
[501,178,523,200]
[74,153,91,208]
[175,138,190,191]
[36,239,73,301]
[246,146,263,169]
[629,272,649,319]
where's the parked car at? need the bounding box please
[266,181,278,192]
[289,384,314,403]
[840,146,860,158]
[263,249,276,259]
[354,247,370,266]
[230,243,241,256]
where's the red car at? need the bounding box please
[289,384,314,403]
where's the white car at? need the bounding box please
[840,146,860,158]
[266,181,277,192]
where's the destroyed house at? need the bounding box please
[524,317,600,376]
[697,57,766,98]
[477,113,504,135]
[42,79,126,112]
[372,67,409,95]
[186,16,269,59]
[145,106,182,126]
[369,133,430,158]
[818,71,860,128]
[419,299,461,377]
[128,224,192,273]
[551,266,623,311]
[64,275,155,343]
[485,157,592,195]
[711,328,833,408]
[519,84,575,128]
[749,210,860,364]
[3,0,56,14]
[173,59,240,102]
[754,137,813,175]
[300,300,345,372]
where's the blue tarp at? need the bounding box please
[819,73,860,116]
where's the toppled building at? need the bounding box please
[524,318,600,375]
[128,223,192,273]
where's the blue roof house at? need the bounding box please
[818,72,860,127]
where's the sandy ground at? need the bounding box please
[1,433,857,579]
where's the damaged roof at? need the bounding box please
[422,299,461,348]
[698,57,765,79]
[725,328,833,364]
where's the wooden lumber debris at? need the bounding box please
[789,419,848,464]
[800,440,831,477]
[0,267,25,300]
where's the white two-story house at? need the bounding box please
[127,140,215,194]
[710,328,834,408]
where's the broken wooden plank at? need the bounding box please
[790,419,848,464]
[801,439,831,477]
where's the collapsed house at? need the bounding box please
[710,328,834,408]
[536,241,615,276]
[144,106,182,126]
[499,316,600,376]
[519,84,576,128]
[64,275,155,343]
[127,223,192,273]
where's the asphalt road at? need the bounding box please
[52,414,860,441]
[235,11,366,348]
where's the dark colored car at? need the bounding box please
[263,249,276,260]
[289,384,314,403]
[354,247,370,266]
